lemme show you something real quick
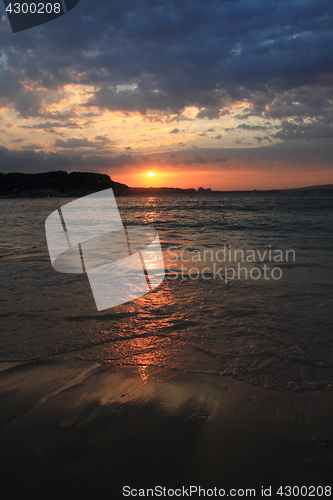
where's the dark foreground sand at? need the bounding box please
[0,360,332,499]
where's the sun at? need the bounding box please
[147,172,155,177]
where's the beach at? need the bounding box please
[1,194,333,498]
[0,359,332,499]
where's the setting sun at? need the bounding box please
[147,172,155,177]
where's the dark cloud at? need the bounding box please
[271,118,333,141]
[181,155,211,165]
[21,144,45,150]
[196,108,221,120]
[0,0,331,124]
[53,136,111,149]
[161,142,333,165]
[21,121,83,130]
[237,124,272,131]
[1,142,332,177]
[169,128,180,134]
[0,146,136,173]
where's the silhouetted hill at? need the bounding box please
[287,184,333,193]
[0,171,131,197]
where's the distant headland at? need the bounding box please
[130,185,333,195]
[0,171,332,197]
[0,171,130,198]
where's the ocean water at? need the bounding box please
[1,193,333,391]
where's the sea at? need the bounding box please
[1,193,333,391]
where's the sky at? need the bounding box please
[0,0,332,190]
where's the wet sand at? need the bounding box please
[0,360,332,499]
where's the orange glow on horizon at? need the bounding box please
[112,166,333,191]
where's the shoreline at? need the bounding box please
[2,190,333,199]
[0,360,332,498]
[1,358,332,393]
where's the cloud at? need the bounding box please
[271,118,333,141]
[0,0,331,124]
[21,121,83,130]
[53,136,111,149]
[1,142,332,177]
[0,146,137,173]
[169,128,180,134]
[237,124,272,131]
[21,143,45,150]
[196,108,221,120]
[181,155,211,165]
